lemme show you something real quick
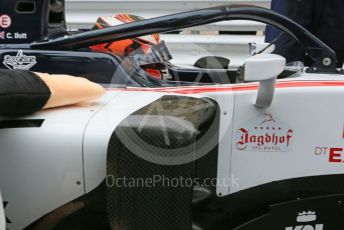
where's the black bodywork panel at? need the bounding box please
[0,49,136,86]
[0,0,66,44]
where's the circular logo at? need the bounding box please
[0,15,12,29]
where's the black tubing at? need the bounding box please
[31,5,338,71]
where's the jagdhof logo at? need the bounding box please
[285,211,324,230]
[3,50,37,70]
[235,113,293,152]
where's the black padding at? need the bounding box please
[0,70,51,117]
[0,119,44,129]
[194,56,230,69]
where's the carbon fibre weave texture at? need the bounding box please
[106,95,218,230]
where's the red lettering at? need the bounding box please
[265,134,271,143]
[329,148,343,163]
[236,127,293,151]
[236,128,248,150]
[249,135,257,143]
[286,129,293,146]
[272,133,278,145]
[257,136,264,146]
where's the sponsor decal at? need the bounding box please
[0,15,11,29]
[3,50,37,70]
[314,123,344,164]
[285,211,323,230]
[315,147,344,163]
[235,113,293,152]
[296,211,317,223]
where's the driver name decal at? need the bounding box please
[235,113,293,152]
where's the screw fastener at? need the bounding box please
[322,57,332,66]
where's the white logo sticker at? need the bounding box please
[286,211,324,230]
[235,113,293,152]
[297,211,317,223]
[3,50,37,70]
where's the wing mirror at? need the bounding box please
[244,54,286,108]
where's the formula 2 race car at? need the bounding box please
[1,0,344,230]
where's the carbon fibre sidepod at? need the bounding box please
[105,95,220,230]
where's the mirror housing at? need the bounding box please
[244,54,286,108]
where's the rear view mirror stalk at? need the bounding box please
[255,78,277,108]
[244,54,286,108]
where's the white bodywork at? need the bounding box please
[0,192,5,230]
[0,72,344,229]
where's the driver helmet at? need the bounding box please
[90,14,172,80]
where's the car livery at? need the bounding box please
[1,0,344,230]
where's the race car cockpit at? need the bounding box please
[0,0,342,88]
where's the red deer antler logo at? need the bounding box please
[259,113,275,126]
